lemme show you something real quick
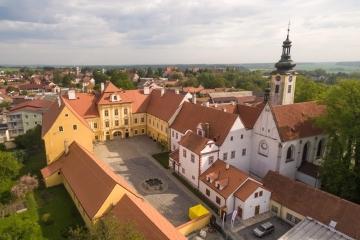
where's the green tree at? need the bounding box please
[14,125,43,151]
[197,72,224,88]
[0,151,22,193]
[0,217,41,240]
[90,214,144,240]
[110,71,135,90]
[295,75,327,103]
[93,70,109,84]
[318,80,360,203]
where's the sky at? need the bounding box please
[0,0,359,65]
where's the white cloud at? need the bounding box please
[0,0,359,64]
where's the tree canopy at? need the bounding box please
[294,75,328,102]
[318,80,360,203]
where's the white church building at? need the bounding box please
[169,29,326,219]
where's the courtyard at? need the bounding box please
[94,135,198,226]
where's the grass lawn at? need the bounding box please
[0,147,84,239]
[152,152,170,169]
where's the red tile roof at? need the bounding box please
[41,141,139,219]
[112,194,187,240]
[199,160,248,199]
[171,102,237,146]
[62,93,99,119]
[178,131,212,155]
[271,102,326,141]
[10,99,53,113]
[234,179,262,201]
[237,103,265,129]
[263,171,360,239]
[146,89,186,122]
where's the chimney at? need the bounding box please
[226,163,230,170]
[193,93,197,104]
[57,96,61,107]
[64,140,69,155]
[204,123,210,138]
[68,89,76,100]
[175,89,179,94]
[205,102,210,107]
[144,86,150,95]
[223,108,227,112]
[231,101,236,106]
[214,103,218,108]
[101,82,105,93]
[161,88,165,96]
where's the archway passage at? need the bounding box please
[113,131,122,138]
[302,142,310,163]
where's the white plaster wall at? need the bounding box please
[199,181,226,208]
[199,143,219,174]
[219,117,251,173]
[170,128,184,151]
[178,145,200,187]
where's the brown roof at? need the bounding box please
[62,93,99,118]
[271,101,326,141]
[178,131,212,155]
[237,103,265,129]
[171,102,237,146]
[183,86,204,94]
[41,141,139,219]
[112,194,186,240]
[146,89,186,122]
[263,171,360,239]
[10,99,53,113]
[234,179,262,201]
[199,160,248,199]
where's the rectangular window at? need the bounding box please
[114,109,118,115]
[191,154,195,163]
[242,148,246,156]
[183,149,187,158]
[134,118,138,124]
[288,85,292,93]
[231,151,235,159]
[124,119,129,125]
[104,110,109,117]
[192,175,195,180]
[73,125,77,130]
[93,123,98,129]
[275,85,280,94]
[105,121,110,128]
[141,117,144,123]
[206,189,210,197]
[95,135,99,141]
[208,156,214,164]
[223,152,228,161]
[134,130,138,135]
[115,120,119,126]
[181,167,185,174]
[259,191,263,197]
[255,192,258,198]
[124,108,128,115]
[216,196,221,205]
[176,132,178,139]
[241,134,243,139]
[142,129,145,134]
[172,131,174,137]
[59,126,63,132]
[230,136,233,141]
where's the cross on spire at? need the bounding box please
[287,21,291,40]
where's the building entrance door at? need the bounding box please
[255,205,260,215]
[237,207,243,219]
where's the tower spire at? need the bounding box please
[287,21,290,40]
[274,23,296,73]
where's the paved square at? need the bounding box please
[94,136,198,226]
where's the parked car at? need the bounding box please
[253,222,275,237]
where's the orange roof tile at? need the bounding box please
[62,93,99,118]
[41,141,139,219]
[271,101,326,141]
[234,179,262,201]
[171,102,237,146]
[41,100,65,137]
[199,160,248,199]
[146,89,186,122]
[263,171,360,239]
[112,194,187,240]
[10,99,53,112]
[178,131,212,155]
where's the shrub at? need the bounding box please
[11,174,39,200]
[41,213,54,225]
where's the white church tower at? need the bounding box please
[270,25,296,105]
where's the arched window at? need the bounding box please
[258,140,269,157]
[286,145,295,162]
[316,139,324,159]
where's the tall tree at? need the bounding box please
[295,75,327,103]
[318,80,360,203]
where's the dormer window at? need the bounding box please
[111,94,121,102]
[197,128,203,136]
[206,176,210,182]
